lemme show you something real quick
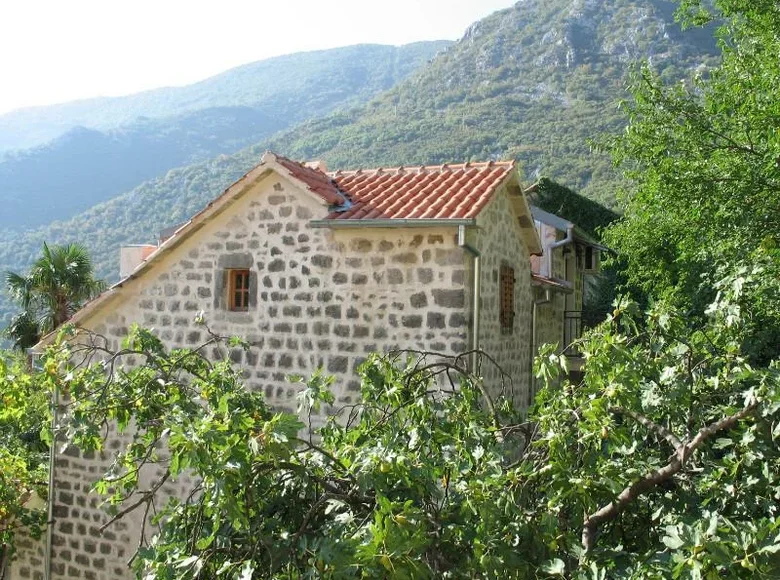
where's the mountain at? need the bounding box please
[0,42,450,229]
[0,42,451,154]
[0,108,284,229]
[0,0,720,328]
[263,0,718,206]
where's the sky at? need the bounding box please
[0,0,515,115]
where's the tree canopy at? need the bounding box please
[0,351,50,575]
[604,0,780,346]
[31,265,778,579]
[4,243,105,350]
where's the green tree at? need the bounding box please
[0,351,50,576]
[40,265,778,578]
[4,243,105,350]
[603,0,780,362]
[530,265,780,577]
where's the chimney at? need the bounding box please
[119,244,157,279]
[304,160,327,172]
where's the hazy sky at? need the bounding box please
[0,0,515,115]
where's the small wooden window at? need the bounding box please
[500,265,515,333]
[583,246,599,273]
[228,269,250,311]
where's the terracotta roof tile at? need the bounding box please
[325,160,516,221]
[271,154,344,206]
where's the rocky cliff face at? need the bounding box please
[444,0,714,86]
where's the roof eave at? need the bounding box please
[531,274,574,294]
[309,218,477,228]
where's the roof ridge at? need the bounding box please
[327,159,515,177]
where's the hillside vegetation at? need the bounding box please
[0,0,719,326]
[0,42,450,154]
[264,0,717,205]
[0,43,449,229]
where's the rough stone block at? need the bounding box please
[268,259,285,272]
[402,315,423,328]
[449,313,468,327]
[427,312,446,329]
[392,252,417,264]
[283,305,302,317]
[435,248,462,266]
[410,292,428,308]
[328,356,349,373]
[311,255,333,268]
[433,289,465,308]
[387,269,404,284]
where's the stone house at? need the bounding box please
[10,152,603,580]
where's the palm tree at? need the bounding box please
[4,243,105,350]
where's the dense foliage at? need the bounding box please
[4,243,105,350]
[0,352,50,576]
[604,0,780,364]
[526,177,619,237]
[38,264,779,578]
[0,43,447,229]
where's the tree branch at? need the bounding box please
[609,407,683,449]
[99,471,170,533]
[582,401,759,552]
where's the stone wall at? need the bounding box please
[473,188,533,408]
[534,290,565,354]
[10,173,475,580]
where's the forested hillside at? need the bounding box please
[0,42,449,229]
[0,108,284,228]
[0,0,719,326]
[265,0,718,205]
[0,42,450,153]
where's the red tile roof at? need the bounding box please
[326,161,516,220]
[266,152,518,220]
[271,154,344,206]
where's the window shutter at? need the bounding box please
[500,265,515,332]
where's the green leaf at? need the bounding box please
[539,558,565,576]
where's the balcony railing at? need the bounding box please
[563,310,582,357]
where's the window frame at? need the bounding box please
[582,245,600,273]
[228,268,251,312]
